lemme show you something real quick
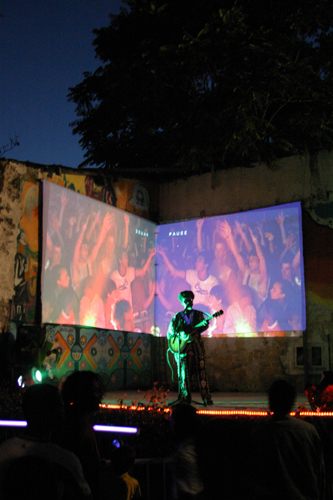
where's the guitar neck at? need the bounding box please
[194,315,213,329]
[194,310,223,329]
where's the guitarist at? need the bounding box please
[167,290,214,406]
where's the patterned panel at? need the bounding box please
[45,325,151,389]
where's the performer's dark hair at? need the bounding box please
[178,290,194,301]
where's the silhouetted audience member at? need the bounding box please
[111,445,142,500]
[3,455,59,500]
[0,384,91,499]
[196,417,252,499]
[170,403,205,499]
[99,461,128,500]
[250,379,325,499]
[60,371,105,499]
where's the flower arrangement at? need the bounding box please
[140,382,170,410]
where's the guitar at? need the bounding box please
[169,310,223,354]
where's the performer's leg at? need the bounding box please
[184,351,193,403]
[192,339,213,405]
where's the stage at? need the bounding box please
[102,390,312,414]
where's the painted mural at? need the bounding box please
[44,325,152,390]
[13,179,39,323]
[42,171,151,216]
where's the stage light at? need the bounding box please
[0,420,27,427]
[93,424,138,434]
[31,368,42,384]
[17,368,43,388]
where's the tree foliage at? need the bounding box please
[68,0,333,179]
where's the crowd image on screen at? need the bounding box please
[42,182,156,333]
[155,203,304,337]
[42,183,304,337]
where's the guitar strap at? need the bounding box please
[181,310,193,325]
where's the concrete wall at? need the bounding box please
[159,151,333,392]
[159,152,333,221]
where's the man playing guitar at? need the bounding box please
[168,290,221,406]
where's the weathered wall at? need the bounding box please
[0,162,27,330]
[159,151,333,221]
[159,151,333,392]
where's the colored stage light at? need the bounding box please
[0,420,27,427]
[93,424,138,434]
[32,368,42,383]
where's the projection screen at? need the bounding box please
[41,181,156,334]
[155,202,305,337]
[42,181,305,337]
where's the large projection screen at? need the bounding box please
[42,181,156,334]
[155,202,305,338]
[42,181,305,337]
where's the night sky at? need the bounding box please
[1,0,123,168]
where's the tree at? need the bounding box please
[0,135,19,158]
[68,0,333,180]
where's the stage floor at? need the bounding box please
[102,390,312,412]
